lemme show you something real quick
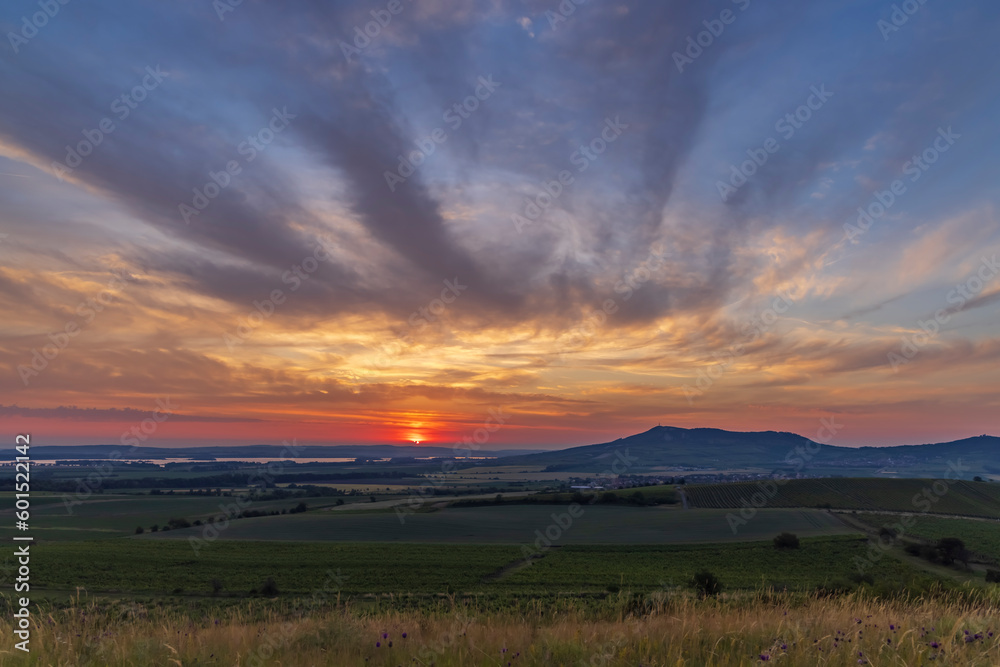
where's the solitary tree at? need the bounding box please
[260,577,280,596]
[773,532,800,550]
[690,570,723,597]
[936,537,967,566]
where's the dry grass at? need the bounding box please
[1,590,998,666]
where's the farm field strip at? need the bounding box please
[23,536,937,598]
[852,512,1000,560]
[140,506,854,544]
[685,479,1000,518]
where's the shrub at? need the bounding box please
[936,537,966,565]
[986,569,1000,583]
[849,572,875,585]
[599,492,619,504]
[211,579,223,596]
[167,517,191,529]
[690,570,722,597]
[816,578,855,596]
[773,533,800,550]
[134,526,144,535]
[260,577,280,596]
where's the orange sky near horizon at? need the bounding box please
[1,1,998,450]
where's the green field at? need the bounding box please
[685,478,1000,517]
[0,493,338,541]
[526,483,679,504]
[25,535,928,598]
[139,505,853,544]
[853,512,1000,561]
[503,537,923,593]
[28,541,521,595]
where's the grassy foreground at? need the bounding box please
[1,591,998,665]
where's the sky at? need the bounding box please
[1,0,998,450]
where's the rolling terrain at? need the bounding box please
[501,425,1000,474]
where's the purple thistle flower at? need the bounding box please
[375,642,381,648]
[402,632,407,639]
[759,654,770,661]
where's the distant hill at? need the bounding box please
[499,426,1000,475]
[28,444,543,460]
